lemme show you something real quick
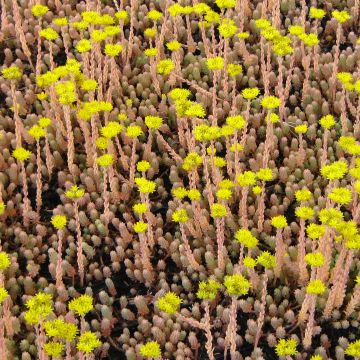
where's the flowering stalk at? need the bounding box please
[21,162,31,227]
[215,217,225,271]
[74,201,84,287]
[224,297,237,360]
[257,182,266,232]
[298,218,308,284]
[35,139,42,221]
[64,105,76,177]
[274,228,285,278]
[56,229,64,287]
[254,273,268,348]
[345,282,360,316]
[179,223,201,270]
[330,23,342,100]
[303,294,316,349]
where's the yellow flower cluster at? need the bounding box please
[196,279,221,300]
[100,121,123,138]
[0,287,8,304]
[226,115,246,130]
[328,187,352,205]
[242,87,260,100]
[218,19,238,38]
[31,4,49,17]
[2,66,22,80]
[96,154,114,167]
[77,331,101,353]
[25,293,53,324]
[39,28,59,41]
[309,7,326,19]
[295,206,315,220]
[156,292,182,314]
[156,59,175,75]
[320,160,348,180]
[237,171,256,186]
[136,160,151,172]
[305,252,325,267]
[210,203,227,218]
[306,279,326,294]
[295,189,312,202]
[261,95,281,109]
[28,125,46,140]
[139,341,162,358]
[44,318,78,341]
[126,125,143,138]
[12,147,31,161]
[135,178,157,194]
[133,203,148,215]
[172,209,189,222]
[51,215,67,229]
[306,224,326,239]
[224,274,251,296]
[145,116,163,130]
[227,64,243,77]
[133,221,148,233]
[182,152,203,171]
[44,342,64,357]
[68,294,93,316]
[256,251,276,269]
[271,215,287,229]
[235,229,258,248]
[105,44,123,56]
[206,56,225,70]
[275,339,298,356]
[332,10,351,23]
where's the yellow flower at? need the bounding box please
[261,96,281,109]
[31,4,49,17]
[72,21,89,30]
[345,340,360,357]
[275,339,298,356]
[221,125,236,137]
[0,252,10,271]
[309,7,326,19]
[295,124,308,134]
[235,229,258,248]
[300,33,319,47]
[256,168,273,181]
[288,25,305,36]
[255,18,272,30]
[169,88,192,101]
[126,125,143,138]
[28,125,46,140]
[320,160,348,180]
[68,294,93,316]
[319,114,336,129]
[80,79,98,91]
[96,137,109,150]
[140,341,162,358]
[115,10,129,22]
[184,103,206,118]
[44,342,64,357]
[133,221,148,233]
[213,156,226,168]
[26,293,53,319]
[144,28,157,37]
[306,224,326,239]
[295,206,315,220]
[76,39,92,53]
[252,185,262,195]
[237,171,256,186]
[100,122,124,138]
[226,115,246,130]
[271,215,287,229]
[305,252,324,267]
[337,72,353,84]
[310,355,323,360]
[0,287,8,304]
[243,256,256,268]
[172,187,188,200]
[256,251,276,269]
[267,113,280,124]
[237,31,250,39]
[156,292,182,314]
[224,274,251,296]
[172,209,189,223]
[51,215,67,230]
[215,0,236,8]
[133,203,148,214]
[182,152,203,171]
[135,178,157,193]
[242,87,260,100]
[206,56,225,70]
[147,10,163,20]
[38,117,52,128]
[39,28,59,41]
[210,203,227,218]
[306,279,326,294]
[166,41,181,51]
[145,115,163,130]
[65,185,85,199]
[157,59,175,75]
[12,147,31,161]
[105,44,123,57]
[37,92,48,101]
[196,279,221,300]
[136,160,151,172]
[187,189,201,201]
[96,154,114,167]
[53,17,68,26]
[216,189,232,200]
[332,10,351,23]
[227,64,243,77]
[144,48,158,57]
[328,187,352,205]
[77,331,101,353]
[2,66,22,80]
[218,19,238,38]
[0,202,5,215]
[318,208,343,226]
[295,189,312,201]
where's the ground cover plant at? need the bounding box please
[0,0,359,359]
